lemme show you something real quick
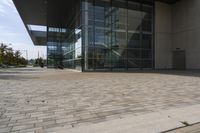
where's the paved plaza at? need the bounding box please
[1,68,200,132]
[167,123,200,133]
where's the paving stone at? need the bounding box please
[35,120,56,128]
[0,127,12,133]
[2,68,200,132]
[11,124,34,131]
[56,117,78,124]
[18,127,42,133]
[0,118,11,126]
[44,124,72,132]
[0,124,8,128]
[167,124,200,133]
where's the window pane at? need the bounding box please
[142,34,152,49]
[128,33,140,48]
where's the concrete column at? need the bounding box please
[82,1,89,70]
[172,0,200,69]
[155,2,172,69]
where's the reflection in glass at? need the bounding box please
[81,0,153,71]
[46,0,154,71]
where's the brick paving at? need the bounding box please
[167,123,200,133]
[1,68,200,132]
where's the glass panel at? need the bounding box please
[127,49,141,59]
[142,59,152,68]
[142,34,152,49]
[47,27,64,68]
[112,59,126,69]
[142,4,153,20]
[128,32,140,48]
[81,0,153,71]
[47,4,82,70]
[142,19,152,32]
[127,58,141,68]
[142,50,152,59]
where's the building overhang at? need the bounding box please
[13,0,80,46]
[157,0,179,4]
[13,0,47,46]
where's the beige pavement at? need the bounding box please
[167,123,200,133]
[58,104,200,133]
[1,68,200,132]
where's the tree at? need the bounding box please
[0,43,28,67]
[0,43,8,64]
[35,57,44,67]
[5,48,14,65]
[14,50,21,66]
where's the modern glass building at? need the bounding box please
[81,0,154,71]
[14,0,200,71]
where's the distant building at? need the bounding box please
[13,0,200,71]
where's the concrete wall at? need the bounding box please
[155,2,172,69]
[172,0,200,69]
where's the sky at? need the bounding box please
[0,0,46,59]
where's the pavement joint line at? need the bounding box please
[162,122,200,133]
[56,104,200,133]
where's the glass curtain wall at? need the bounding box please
[127,1,153,69]
[47,1,82,70]
[47,0,153,71]
[82,0,154,71]
[47,27,65,68]
[62,13,82,70]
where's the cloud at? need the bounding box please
[0,5,6,15]
[0,26,5,30]
[0,0,16,16]
[2,0,14,8]
[2,32,19,36]
[0,27,20,37]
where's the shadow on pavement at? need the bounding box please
[0,75,38,80]
[150,70,200,78]
[85,70,200,78]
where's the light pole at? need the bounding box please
[21,50,28,61]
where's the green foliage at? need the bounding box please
[34,57,45,67]
[0,42,27,67]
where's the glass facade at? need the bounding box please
[47,1,82,70]
[47,27,66,68]
[47,0,154,71]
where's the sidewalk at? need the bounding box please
[167,123,200,133]
[57,104,200,133]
